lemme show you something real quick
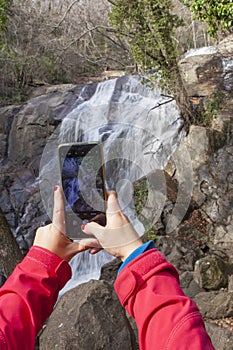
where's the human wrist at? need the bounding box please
[118,239,143,261]
[118,240,155,274]
[26,246,72,289]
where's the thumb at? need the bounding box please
[106,191,121,217]
[82,221,103,240]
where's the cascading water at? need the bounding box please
[39,74,185,296]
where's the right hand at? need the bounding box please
[82,192,143,261]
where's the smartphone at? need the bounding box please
[58,142,106,240]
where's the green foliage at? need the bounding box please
[143,224,157,243]
[197,92,224,126]
[110,0,184,88]
[184,0,233,37]
[134,177,149,216]
[0,0,11,49]
[133,177,157,243]
[0,0,11,32]
[40,55,69,84]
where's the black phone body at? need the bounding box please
[58,142,106,240]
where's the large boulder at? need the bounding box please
[39,280,136,350]
[179,271,204,299]
[178,34,233,139]
[100,258,121,285]
[194,291,233,319]
[194,255,228,290]
[178,34,233,97]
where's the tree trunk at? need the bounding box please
[0,208,23,278]
[174,71,197,130]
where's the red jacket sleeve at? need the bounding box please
[114,248,215,350]
[0,246,71,350]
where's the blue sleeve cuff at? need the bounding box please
[118,240,155,274]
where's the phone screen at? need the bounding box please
[58,143,106,239]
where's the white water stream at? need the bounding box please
[39,74,185,296]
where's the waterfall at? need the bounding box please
[39,74,185,296]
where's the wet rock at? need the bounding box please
[0,105,22,163]
[0,84,81,167]
[1,88,79,148]
[39,280,136,350]
[194,255,228,290]
[0,85,82,251]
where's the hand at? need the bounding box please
[33,186,100,262]
[82,191,143,261]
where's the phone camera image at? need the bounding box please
[58,142,106,240]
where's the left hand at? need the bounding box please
[33,186,100,262]
[82,191,143,261]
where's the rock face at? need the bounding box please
[178,34,233,151]
[178,35,233,97]
[161,128,233,348]
[157,35,233,348]
[39,280,136,350]
[0,84,82,252]
[0,35,233,349]
[201,145,233,258]
[180,125,226,205]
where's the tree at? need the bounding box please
[0,0,130,102]
[0,208,23,278]
[110,0,184,87]
[109,0,195,125]
[184,0,233,38]
[0,0,11,33]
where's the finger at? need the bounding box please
[89,248,103,254]
[78,238,102,249]
[52,186,65,234]
[106,191,122,219]
[67,238,101,257]
[82,221,103,239]
[90,213,106,226]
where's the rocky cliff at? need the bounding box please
[0,35,233,349]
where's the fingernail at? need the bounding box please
[54,185,59,191]
[81,224,86,231]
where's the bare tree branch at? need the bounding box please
[96,28,129,52]
[61,25,126,50]
[106,0,117,5]
[53,0,81,28]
